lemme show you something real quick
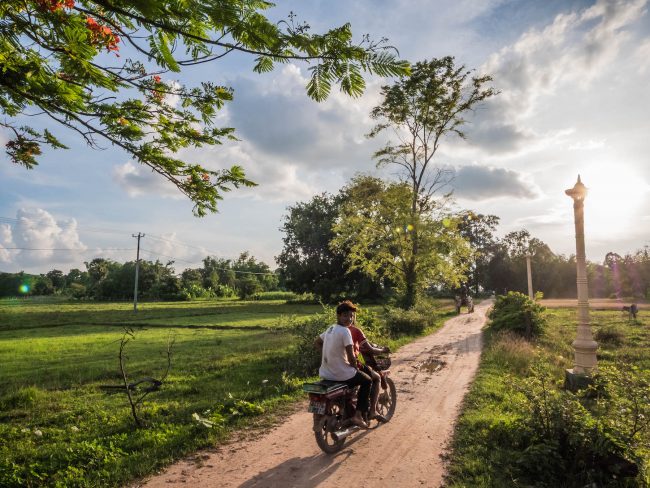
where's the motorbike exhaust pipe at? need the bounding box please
[331,425,360,442]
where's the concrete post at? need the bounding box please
[526,255,533,300]
[565,176,598,387]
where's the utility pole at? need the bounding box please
[132,232,145,312]
[526,254,534,299]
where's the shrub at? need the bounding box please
[66,282,87,299]
[488,291,546,339]
[180,284,215,300]
[285,292,318,304]
[285,307,335,376]
[213,284,236,298]
[237,276,263,299]
[594,325,626,346]
[510,363,646,486]
[285,303,390,376]
[251,291,299,301]
[1,386,44,410]
[384,304,437,336]
[485,331,535,375]
[355,306,386,338]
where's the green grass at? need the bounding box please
[445,308,650,487]
[0,297,322,331]
[0,296,455,487]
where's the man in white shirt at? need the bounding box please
[314,300,371,428]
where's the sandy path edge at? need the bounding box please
[135,301,491,488]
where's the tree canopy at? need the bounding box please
[331,175,472,306]
[365,57,496,307]
[276,191,383,301]
[1,0,409,215]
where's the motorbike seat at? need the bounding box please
[303,379,349,394]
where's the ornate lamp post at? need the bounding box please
[565,175,598,389]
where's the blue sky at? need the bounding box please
[1,0,649,274]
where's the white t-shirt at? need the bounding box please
[319,324,357,381]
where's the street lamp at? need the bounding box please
[565,175,598,390]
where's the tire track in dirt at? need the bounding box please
[137,301,490,488]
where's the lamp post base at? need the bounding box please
[564,368,593,392]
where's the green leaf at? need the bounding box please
[157,32,180,72]
[253,56,274,73]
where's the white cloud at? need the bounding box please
[2,209,87,269]
[568,138,607,151]
[465,0,648,156]
[635,39,650,73]
[112,161,182,199]
[0,224,15,263]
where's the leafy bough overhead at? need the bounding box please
[1,0,409,215]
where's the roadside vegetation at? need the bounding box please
[0,295,454,487]
[445,295,650,487]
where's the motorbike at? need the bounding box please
[303,355,397,453]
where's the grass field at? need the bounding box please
[445,307,650,487]
[0,297,454,487]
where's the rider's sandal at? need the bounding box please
[350,416,369,429]
[369,413,388,423]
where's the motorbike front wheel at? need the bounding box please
[376,376,397,420]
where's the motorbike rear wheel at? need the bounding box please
[376,377,397,420]
[314,407,345,454]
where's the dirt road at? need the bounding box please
[139,300,491,488]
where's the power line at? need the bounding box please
[0,217,274,272]
[140,248,277,276]
[1,247,133,252]
[140,248,199,265]
[0,216,134,236]
[145,233,229,258]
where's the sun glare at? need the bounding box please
[580,165,649,236]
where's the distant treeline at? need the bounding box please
[275,190,650,302]
[0,252,280,300]
[482,246,650,300]
[3,242,649,302]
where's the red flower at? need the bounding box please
[36,0,75,12]
[85,16,120,54]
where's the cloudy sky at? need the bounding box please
[1,0,649,275]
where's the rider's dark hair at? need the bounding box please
[336,300,358,314]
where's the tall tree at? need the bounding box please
[456,211,500,294]
[232,251,278,293]
[332,175,471,306]
[367,57,496,307]
[202,256,236,289]
[45,268,66,291]
[1,0,409,215]
[278,193,342,300]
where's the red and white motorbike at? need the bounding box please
[303,356,397,453]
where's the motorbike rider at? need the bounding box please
[314,300,371,429]
[349,318,390,423]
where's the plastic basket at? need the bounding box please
[374,355,391,370]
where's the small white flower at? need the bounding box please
[21,428,30,433]
[33,429,43,437]
[71,426,79,432]
[262,379,269,384]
